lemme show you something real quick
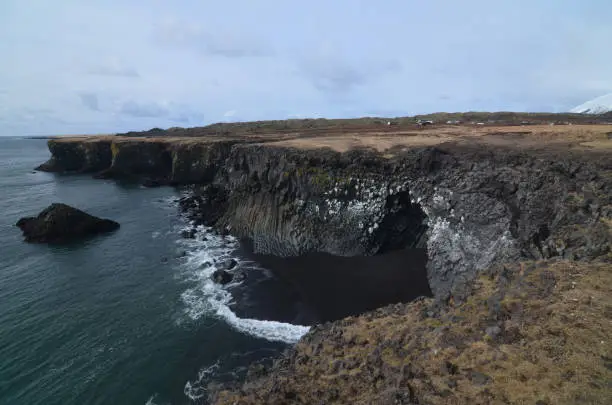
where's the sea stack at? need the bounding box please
[16,203,120,243]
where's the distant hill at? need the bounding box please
[571,93,612,114]
[116,112,610,139]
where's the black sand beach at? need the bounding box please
[240,241,431,323]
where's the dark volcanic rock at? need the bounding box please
[16,203,120,243]
[179,185,229,226]
[212,269,233,284]
[38,134,612,304]
[221,258,238,270]
[34,122,612,405]
[172,141,611,304]
[36,140,112,173]
[210,259,240,284]
[181,228,197,239]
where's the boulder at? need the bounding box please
[16,203,120,243]
[221,258,238,270]
[212,269,233,285]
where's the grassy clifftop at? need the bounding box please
[39,118,612,403]
[118,112,610,138]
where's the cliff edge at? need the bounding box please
[37,122,612,403]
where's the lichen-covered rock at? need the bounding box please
[16,203,120,243]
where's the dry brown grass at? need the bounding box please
[449,261,611,404]
[265,133,450,152]
[215,260,612,405]
[266,125,612,153]
[50,124,612,155]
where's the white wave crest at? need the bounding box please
[177,224,310,344]
[183,361,220,401]
[214,303,310,343]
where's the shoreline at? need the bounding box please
[245,245,431,323]
[34,118,612,404]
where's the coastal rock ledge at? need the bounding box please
[16,203,120,243]
[35,120,612,404]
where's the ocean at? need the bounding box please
[0,137,309,405]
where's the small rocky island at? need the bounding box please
[35,114,612,404]
[16,203,120,243]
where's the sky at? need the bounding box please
[1,0,611,136]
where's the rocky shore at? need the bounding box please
[215,260,612,404]
[37,120,612,403]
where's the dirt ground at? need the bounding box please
[52,124,612,154]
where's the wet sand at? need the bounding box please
[236,242,431,323]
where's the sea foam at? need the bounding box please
[176,222,310,344]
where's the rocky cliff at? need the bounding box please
[36,137,236,184]
[38,128,611,303]
[37,124,612,403]
[193,143,610,303]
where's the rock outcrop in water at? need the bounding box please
[212,269,234,285]
[16,203,120,243]
[36,119,612,403]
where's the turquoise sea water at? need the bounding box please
[0,138,303,405]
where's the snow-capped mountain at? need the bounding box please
[570,93,612,114]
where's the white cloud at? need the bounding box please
[223,110,236,117]
[79,93,100,111]
[119,100,168,118]
[87,65,140,78]
[153,18,271,58]
[0,0,611,136]
[298,42,402,94]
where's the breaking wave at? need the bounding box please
[176,222,310,344]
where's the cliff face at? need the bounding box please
[37,126,612,404]
[170,141,235,184]
[193,143,610,302]
[36,139,113,172]
[37,138,238,184]
[38,132,612,303]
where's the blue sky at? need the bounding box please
[1,0,610,135]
